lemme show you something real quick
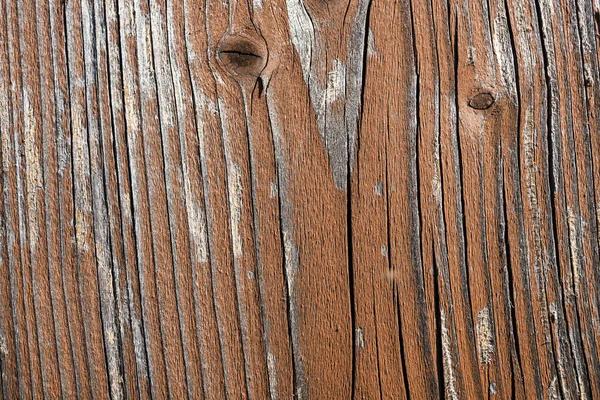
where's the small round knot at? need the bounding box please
[468,92,495,110]
[216,37,267,77]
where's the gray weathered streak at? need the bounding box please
[266,105,306,400]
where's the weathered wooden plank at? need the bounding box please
[1,0,600,397]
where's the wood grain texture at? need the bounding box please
[1,0,599,397]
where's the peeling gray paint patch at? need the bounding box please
[270,181,278,199]
[432,172,443,205]
[476,307,494,364]
[375,181,383,196]
[440,310,459,400]
[489,382,497,395]
[267,352,279,400]
[367,28,376,56]
[322,59,348,190]
[356,327,365,349]
[0,334,7,357]
[285,0,313,80]
[467,45,476,65]
[187,202,209,264]
[228,163,243,259]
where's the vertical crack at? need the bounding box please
[265,99,304,399]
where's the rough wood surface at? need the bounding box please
[1,0,600,397]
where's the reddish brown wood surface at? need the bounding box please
[1,0,600,398]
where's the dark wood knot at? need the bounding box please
[468,92,495,110]
[216,37,267,77]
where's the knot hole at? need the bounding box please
[468,92,495,110]
[217,35,267,78]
